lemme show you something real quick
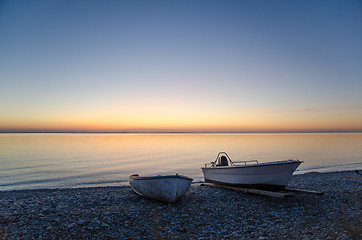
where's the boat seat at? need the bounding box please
[218,156,228,166]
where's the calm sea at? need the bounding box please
[1,133,361,191]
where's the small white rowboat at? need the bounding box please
[202,152,302,190]
[129,174,193,203]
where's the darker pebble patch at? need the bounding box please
[0,171,361,239]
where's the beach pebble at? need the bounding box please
[67,223,75,229]
[0,171,360,240]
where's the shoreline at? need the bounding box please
[1,170,361,239]
[1,167,361,193]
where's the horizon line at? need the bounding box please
[1,130,361,134]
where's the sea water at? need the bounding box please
[1,133,361,191]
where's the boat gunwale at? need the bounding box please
[201,159,302,170]
[129,174,193,181]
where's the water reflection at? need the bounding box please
[0,133,361,190]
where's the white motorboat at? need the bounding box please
[129,174,193,203]
[201,152,302,190]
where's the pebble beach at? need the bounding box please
[1,171,361,240]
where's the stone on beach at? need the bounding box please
[0,171,361,239]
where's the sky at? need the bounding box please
[1,0,362,133]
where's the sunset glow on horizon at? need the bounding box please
[1,0,362,133]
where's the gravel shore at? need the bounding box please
[1,171,361,240]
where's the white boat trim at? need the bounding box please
[129,174,193,181]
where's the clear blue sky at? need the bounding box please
[1,0,362,132]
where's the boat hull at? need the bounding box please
[129,175,193,203]
[202,160,302,190]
